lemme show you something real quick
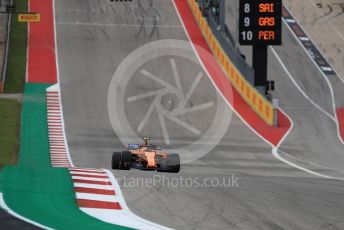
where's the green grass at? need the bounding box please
[0,0,27,166]
[0,99,21,167]
[4,0,28,93]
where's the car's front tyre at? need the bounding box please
[120,151,132,170]
[112,152,121,169]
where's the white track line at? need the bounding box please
[0,193,54,230]
[270,47,335,121]
[282,14,344,145]
[272,148,344,180]
[271,44,344,180]
[103,169,172,230]
[272,110,344,180]
[52,0,74,168]
[279,149,344,172]
[24,0,30,83]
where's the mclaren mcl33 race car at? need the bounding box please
[111,138,180,173]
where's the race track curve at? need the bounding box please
[55,0,344,229]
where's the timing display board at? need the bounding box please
[239,0,282,46]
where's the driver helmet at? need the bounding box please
[143,137,150,146]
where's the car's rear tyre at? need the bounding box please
[157,153,180,173]
[120,151,132,170]
[167,153,180,173]
[112,152,121,169]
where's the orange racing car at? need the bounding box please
[111,138,180,173]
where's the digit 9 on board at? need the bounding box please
[239,0,282,46]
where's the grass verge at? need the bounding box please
[4,0,27,93]
[0,99,21,167]
[0,0,28,167]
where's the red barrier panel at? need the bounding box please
[336,108,344,142]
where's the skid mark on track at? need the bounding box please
[309,0,344,41]
[283,6,344,144]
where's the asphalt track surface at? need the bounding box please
[226,1,344,178]
[0,209,40,230]
[56,0,344,229]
